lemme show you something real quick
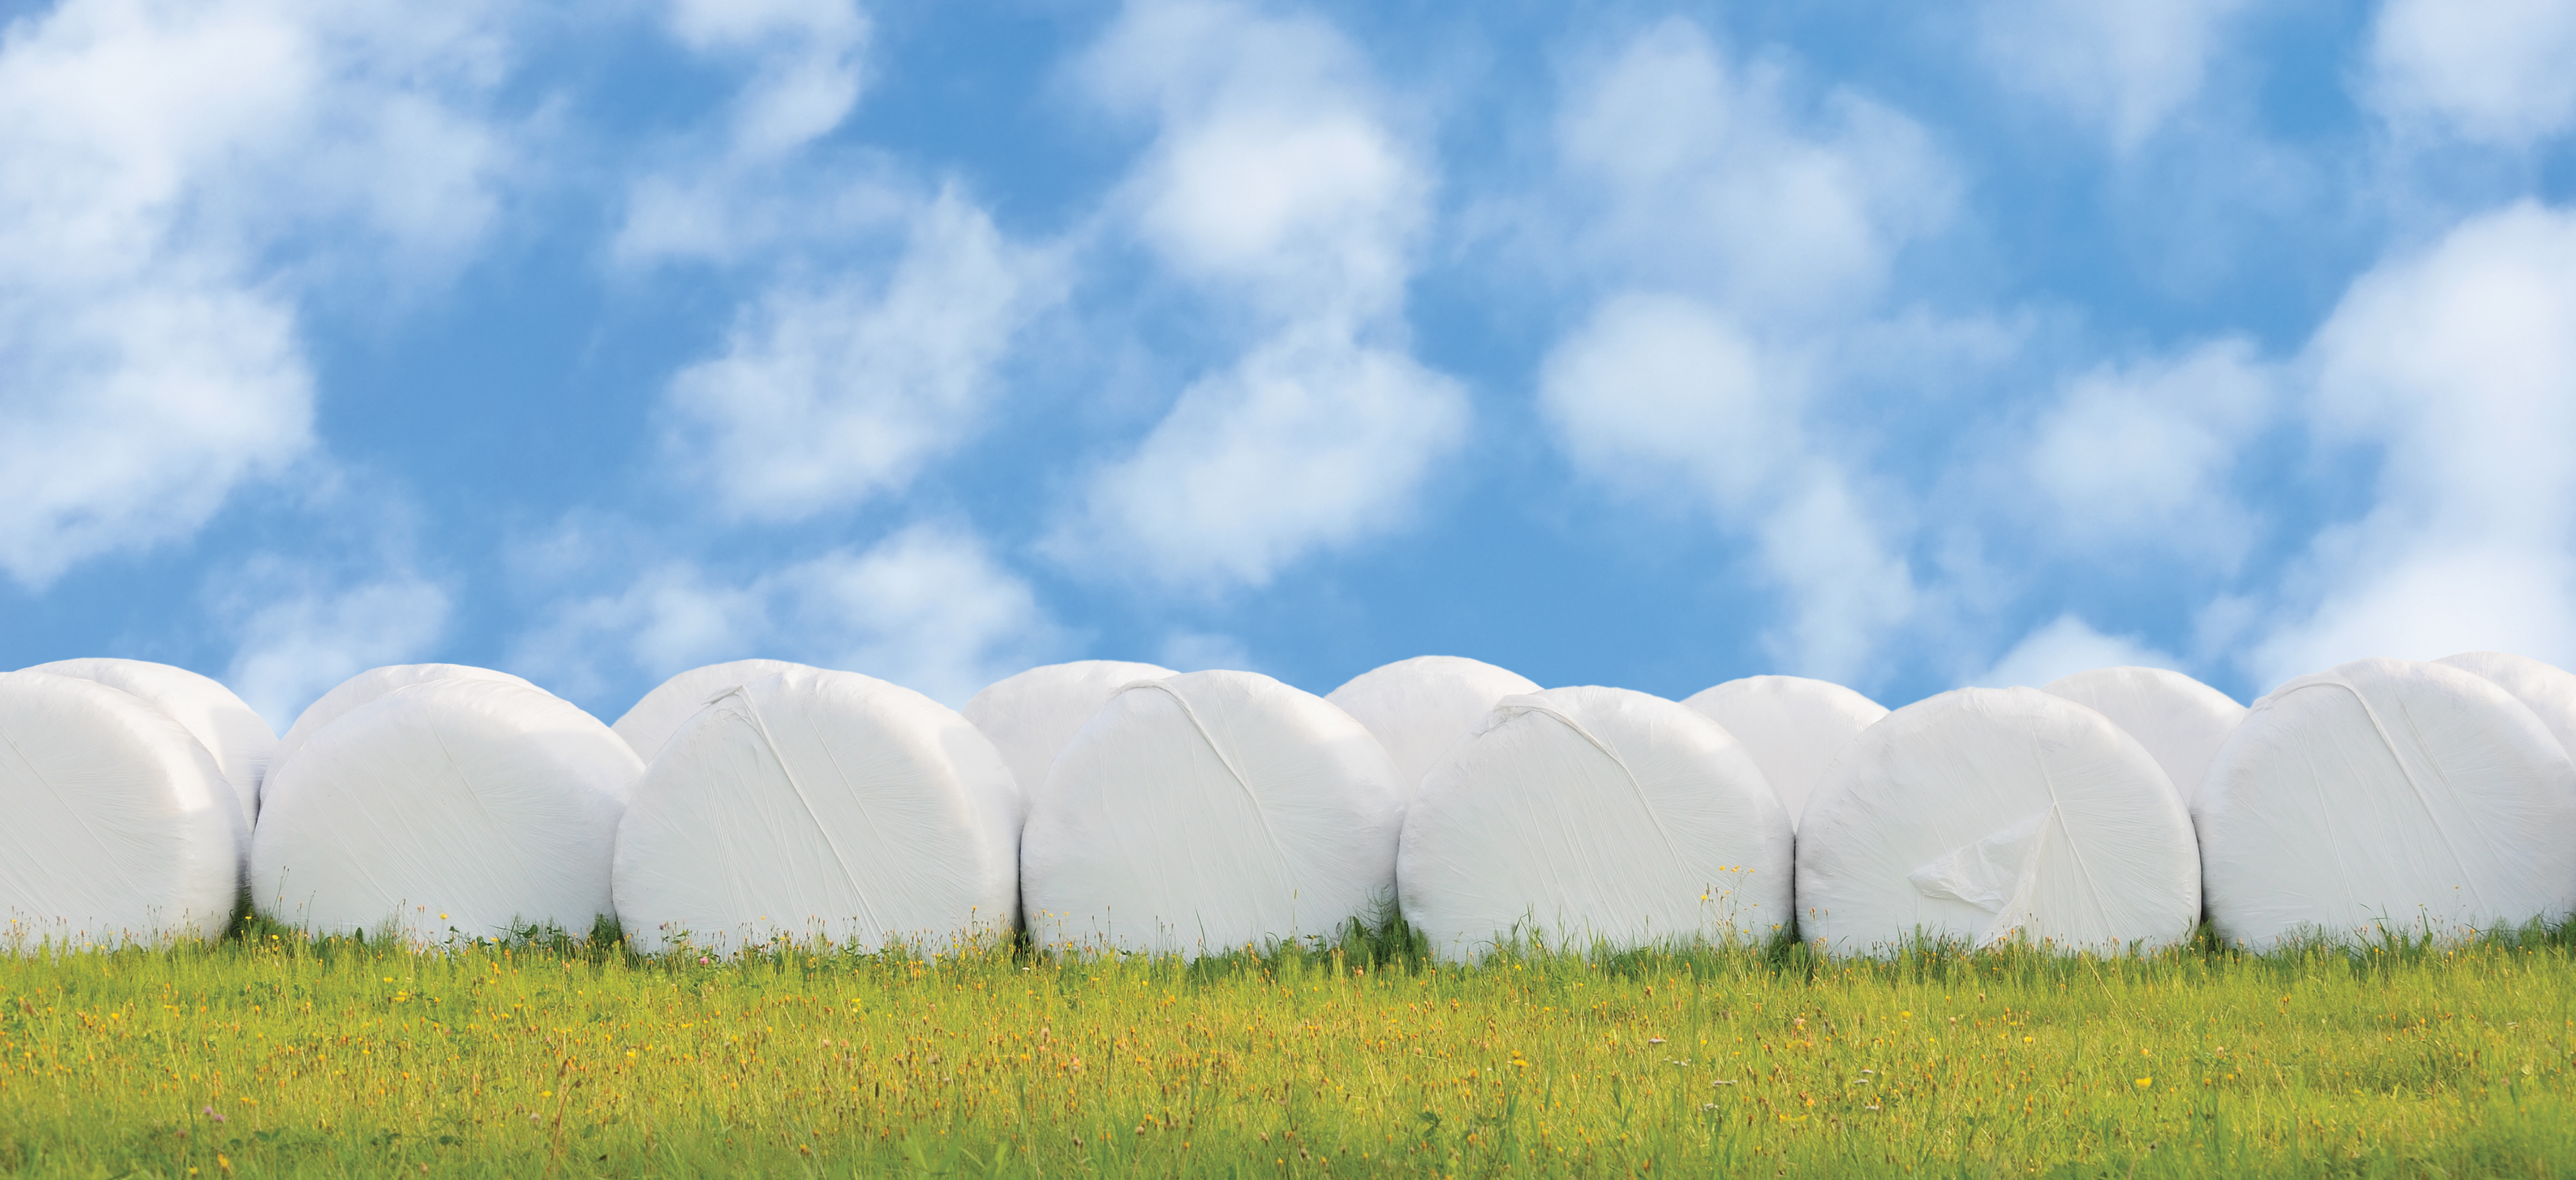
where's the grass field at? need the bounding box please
[4,918,2574,1178]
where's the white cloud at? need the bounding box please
[2025,339,2276,568]
[661,189,1054,522]
[2369,0,2576,147]
[1556,17,1952,318]
[1967,614,2182,690]
[513,524,1064,709]
[2247,202,2576,686]
[220,563,452,731]
[1976,0,2255,149]
[0,0,519,588]
[1050,323,1466,587]
[1537,293,1914,681]
[1050,0,1468,589]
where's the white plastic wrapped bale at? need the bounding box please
[23,658,275,829]
[1022,670,1404,958]
[1325,656,1541,798]
[2040,667,2246,806]
[0,672,245,950]
[962,660,1175,818]
[272,664,535,777]
[1797,688,2200,956]
[1680,676,1885,830]
[612,659,814,763]
[1398,687,1793,963]
[2438,651,2576,758]
[613,668,1019,957]
[2198,658,2576,950]
[251,678,639,942]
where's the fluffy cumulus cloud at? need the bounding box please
[513,524,1063,710]
[2246,202,2576,686]
[0,0,516,588]
[1966,614,2183,690]
[1975,0,2254,149]
[2024,340,2276,570]
[219,561,453,730]
[661,190,1053,521]
[1047,0,1468,589]
[1537,20,1949,683]
[2369,0,2576,147]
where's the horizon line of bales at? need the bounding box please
[4,648,2573,961]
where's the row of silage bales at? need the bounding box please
[1,661,259,950]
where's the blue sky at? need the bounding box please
[5,0,2575,729]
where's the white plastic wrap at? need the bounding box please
[251,678,640,941]
[24,658,275,829]
[612,659,814,763]
[1399,686,1793,962]
[962,660,1175,818]
[1325,656,1541,797]
[2041,667,2246,806]
[272,664,534,778]
[0,672,245,950]
[2439,651,2576,758]
[1797,687,2200,955]
[1021,670,1404,958]
[2198,657,2576,949]
[613,668,1020,957]
[1680,675,1885,829]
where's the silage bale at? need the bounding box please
[251,678,638,942]
[1325,655,1540,801]
[2041,666,2246,806]
[2439,650,2576,758]
[1398,686,1793,962]
[1797,687,2200,956]
[612,658,813,763]
[272,663,535,780]
[0,672,244,950]
[612,668,1018,957]
[2198,657,2576,949]
[1681,674,1885,830]
[24,657,274,829]
[1021,670,1403,958]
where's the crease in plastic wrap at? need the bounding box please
[962,660,1175,825]
[1,672,246,950]
[251,678,639,943]
[1398,686,1793,962]
[272,663,536,780]
[1326,656,1540,799]
[2439,650,2576,759]
[1020,670,1403,959]
[1681,675,1886,829]
[2197,657,2576,949]
[612,668,1019,957]
[2041,666,2246,806]
[1797,687,2199,956]
[613,659,813,763]
[24,658,276,829]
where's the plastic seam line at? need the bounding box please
[2021,718,2109,945]
[1122,681,1292,879]
[719,685,888,938]
[1489,700,1688,886]
[2309,678,2492,915]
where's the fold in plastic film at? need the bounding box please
[612,659,812,764]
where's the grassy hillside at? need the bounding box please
[3,920,2573,1177]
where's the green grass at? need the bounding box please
[5,915,2575,1177]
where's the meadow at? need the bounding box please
[4,917,2574,1178]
